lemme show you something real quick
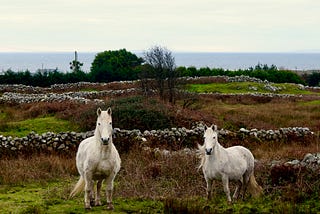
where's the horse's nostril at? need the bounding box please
[101,138,109,144]
[206,148,212,155]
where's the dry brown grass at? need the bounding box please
[252,141,320,161]
[0,155,77,185]
[1,82,319,204]
[192,95,320,131]
[0,146,205,199]
[116,145,204,199]
[0,140,319,207]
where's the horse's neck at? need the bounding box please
[207,141,226,160]
[93,129,113,154]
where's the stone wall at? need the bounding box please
[0,88,140,104]
[1,76,319,104]
[0,123,314,157]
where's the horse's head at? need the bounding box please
[204,124,218,155]
[96,107,113,145]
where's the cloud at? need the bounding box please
[0,0,319,52]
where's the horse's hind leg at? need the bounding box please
[95,180,103,206]
[233,180,243,200]
[242,172,251,199]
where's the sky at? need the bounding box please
[1,0,320,53]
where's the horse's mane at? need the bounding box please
[197,144,206,170]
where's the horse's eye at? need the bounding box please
[98,123,101,126]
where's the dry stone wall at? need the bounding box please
[0,88,139,104]
[0,123,314,157]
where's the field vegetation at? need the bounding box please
[185,82,317,95]
[0,77,319,213]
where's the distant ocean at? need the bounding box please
[0,52,319,73]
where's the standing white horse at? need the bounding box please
[70,107,121,210]
[198,124,262,203]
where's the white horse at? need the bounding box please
[198,124,262,203]
[70,107,121,210]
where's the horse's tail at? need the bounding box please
[69,176,85,199]
[247,173,263,198]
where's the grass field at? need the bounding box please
[0,146,319,213]
[0,116,80,137]
[0,182,163,213]
[0,79,319,213]
[185,82,318,95]
[1,181,319,213]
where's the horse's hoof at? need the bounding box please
[85,206,92,210]
[107,202,114,210]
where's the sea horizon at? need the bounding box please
[0,51,319,73]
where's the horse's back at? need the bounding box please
[227,145,254,160]
[76,137,96,162]
[226,145,255,171]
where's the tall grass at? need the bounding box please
[0,142,319,212]
[0,155,77,185]
[188,96,320,131]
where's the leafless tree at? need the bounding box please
[143,46,177,103]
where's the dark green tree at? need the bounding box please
[89,49,143,82]
[306,72,320,86]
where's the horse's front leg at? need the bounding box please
[222,175,232,203]
[95,180,103,206]
[84,176,94,209]
[105,173,116,210]
[205,177,213,201]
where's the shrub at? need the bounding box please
[107,96,173,130]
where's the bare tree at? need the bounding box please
[143,46,177,103]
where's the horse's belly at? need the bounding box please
[92,164,113,179]
[92,170,111,180]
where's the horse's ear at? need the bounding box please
[107,107,112,116]
[204,124,208,131]
[213,124,218,131]
[97,108,102,116]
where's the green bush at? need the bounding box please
[108,96,173,130]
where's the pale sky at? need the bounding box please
[1,0,319,52]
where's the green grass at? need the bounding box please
[185,82,318,95]
[0,116,80,137]
[1,181,319,214]
[0,181,163,214]
[299,99,320,106]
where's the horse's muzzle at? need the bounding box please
[101,137,110,145]
[205,148,213,155]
